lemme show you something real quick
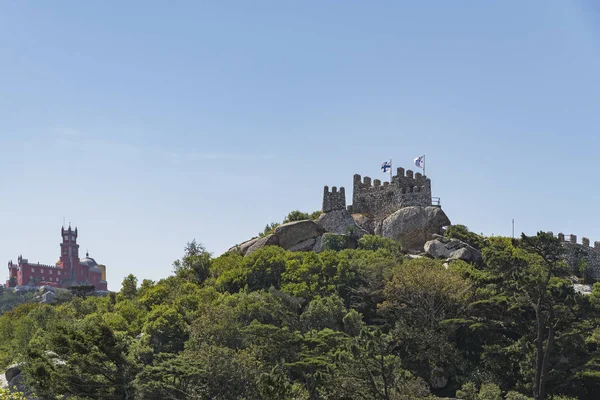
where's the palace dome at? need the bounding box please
[80,252,98,268]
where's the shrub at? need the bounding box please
[444,224,484,250]
[322,233,353,251]
[358,234,402,253]
[259,222,280,238]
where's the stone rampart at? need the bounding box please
[351,168,432,217]
[551,232,600,280]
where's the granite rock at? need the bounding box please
[245,234,279,255]
[228,237,260,256]
[317,209,368,237]
[424,236,481,262]
[273,220,325,250]
[379,206,451,251]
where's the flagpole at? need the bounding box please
[423,154,426,177]
[389,159,392,182]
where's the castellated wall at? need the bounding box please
[322,186,346,212]
[552,233,600,281]
[351,167,432,218]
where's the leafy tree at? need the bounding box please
[516,233,568,400]
[284,210,311,223]
[0,388,29,400]
[381,258,473,386]
[322,233,352,251]
[478,383,502,400]
[358,234,403,254]
[173,240,211,284]
[445,224,485,250]
[456,382,478,400]
[134,345,261,400]
[300,294,346,332]
[119,274,138,300]
[142,304,188,354]
[23,315,133,399]
[260,222,280,237]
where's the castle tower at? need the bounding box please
[322,186,346,212]
[60,225,80,283]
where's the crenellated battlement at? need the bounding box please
[20,261,59,269]
[322,185,346,212]
[554,232,600,251]
[350,168,433,217]
[548,232,600,281]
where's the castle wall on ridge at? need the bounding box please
[551,232,600,281]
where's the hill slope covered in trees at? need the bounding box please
[1,225,600,400]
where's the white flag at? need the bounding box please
[414,155,424,169]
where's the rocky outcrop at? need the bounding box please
[5,363,23,382]
[574,284,593,295]
[288,238,318,252]
[228,237,260,256]
[352,213,375,234]
[246,235,279,255]
[41,291,56,304]
[377,206,451,251]
[424,235,482,262]
[273,220,325,250]
[312,236,324,253]
[316,209,368,237]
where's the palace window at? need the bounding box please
[41,269,44,274]
[49,270,52,274]
[58,271,61,276]
[31,268,35,273]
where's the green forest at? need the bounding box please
[1,225,600,400]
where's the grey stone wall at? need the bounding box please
[322,186,346,212]
[554,233,600,281]
[351,167,432,217]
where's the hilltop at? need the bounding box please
[1,169,600,400]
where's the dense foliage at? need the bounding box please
[1,231,600,399]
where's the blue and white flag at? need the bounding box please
[414,155,425,169]
[381,161,392,173]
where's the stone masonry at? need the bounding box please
[322,186,346,212]
[322,167,433,218]
[552,232,600,281]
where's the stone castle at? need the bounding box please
[322,167,435,217]
[323,169,600,281]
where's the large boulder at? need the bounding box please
[424,236,482,262]
[289,238,318,252]
[352,213,375,234]
[5,363,24,382]
[228,237,260,256]
[378,206,451,251]
[317,209,368,237]
[273,220,325,250]
[312,236,324,253]
[41,291,56,304]
[245,234,279,255]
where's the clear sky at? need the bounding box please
[1,1,600,289]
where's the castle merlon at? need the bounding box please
[552,232,600,249]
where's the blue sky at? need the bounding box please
[1,1,600,288]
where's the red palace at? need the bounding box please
[5,225,108,291]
